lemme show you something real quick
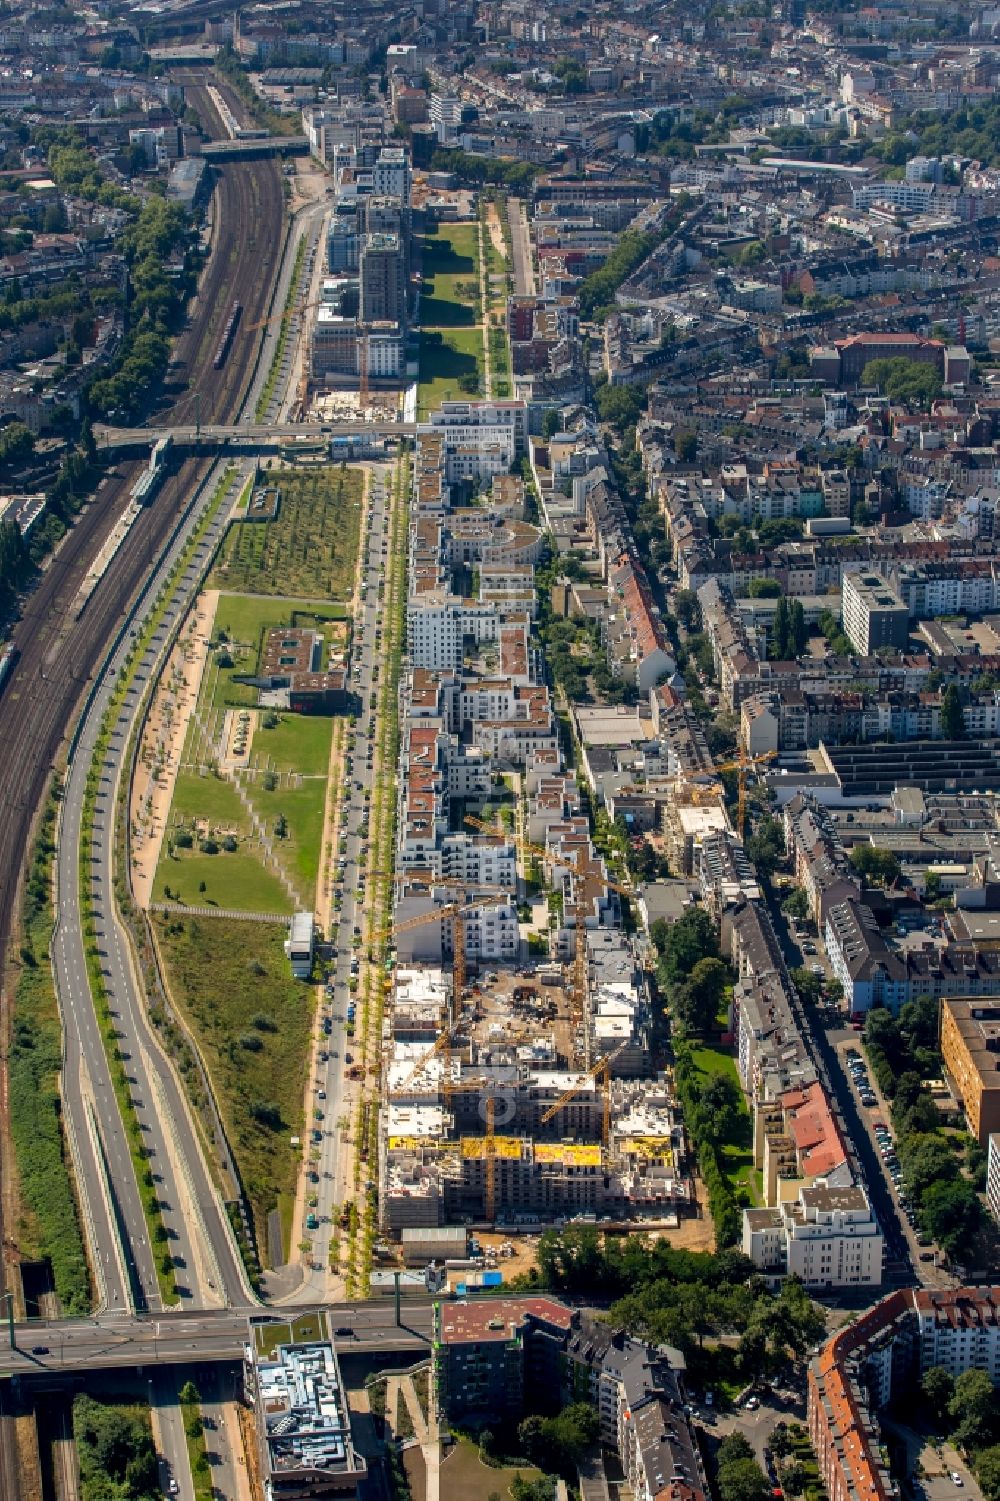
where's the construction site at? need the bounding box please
[376,857,693,1238]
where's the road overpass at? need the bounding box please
[0,1301,433,1380]
[94,420,418,454]
[201,136,309,162]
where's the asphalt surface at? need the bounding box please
[37,104,320,1498]
[768,896,920,1287]
[274,461,395,1300]
[96,419,419,447]
[49,129,331,1324]
[507,197,535,296]
[0,1301,433,1378]
[54,462,258,1316]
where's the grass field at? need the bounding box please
[254,1312,325,1358]
[418,223,483,418]
[689,1043,759,1206]
[209,465,363,600]
[157,849,293,914]
[153,914,315,1262]
[420,223,479,321]
[168,770,250,831]
[246,757,330,899]
[404,1437,546,1501]
[159,713,332,912]
[252,714,332,778]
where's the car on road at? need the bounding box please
[31,1346,49,1356]
[334,1326,354,1337]
[950,1474,964,1487]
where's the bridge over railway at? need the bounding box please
[201,135,309,161]
[0,1302,433,1382]
[94,420,419,455]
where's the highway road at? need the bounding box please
[54,461,256,1318]
[50,168,330,1322]
[0,1301,433,1379]
[42,159,327,1495]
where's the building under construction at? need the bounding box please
[377,419,693,1238]
[378,961,689,1234]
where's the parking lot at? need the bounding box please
[706,1382,808,1466]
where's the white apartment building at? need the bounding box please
[365,325,405,378]
[391,893,520,964]
[407,593,462,669]
[407,596,502,670]
[841,570,910,656]
[987,1133,1000,1229]
[421,401,528,459]
[852,180,938,213]
[915,1293,1000,1382]
[429,93,463,143]
[742,1184,883,1288]
[373,146,411,205]
[892,562,1000,618]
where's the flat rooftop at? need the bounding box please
[257,1342,360,1478]
[438,1296,574,1346]
[261,627,318,677]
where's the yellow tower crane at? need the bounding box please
[246,297,325,333]
[713,748,778,840]
[539,1042,628,1150]
[464,815,631,1032]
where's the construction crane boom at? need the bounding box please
[465,814,630,1032]
[392,1024,455,1095]
[714,748,777,839]
[246,297,324,333]
[539,1042,628,1147]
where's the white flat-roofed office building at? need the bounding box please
[420,400,527,459]
[246,1339,366,1500]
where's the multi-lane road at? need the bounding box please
[0,1301,433,1379]
[0,67,412,1500]
[24,84,333,1501]
[94,419,417,449]
[49,128,332,1324]
[54,463,256,1317]
[284,462,398,1300]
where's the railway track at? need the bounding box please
[0,74,284,1500]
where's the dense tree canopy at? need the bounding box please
[861,356,942,408]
